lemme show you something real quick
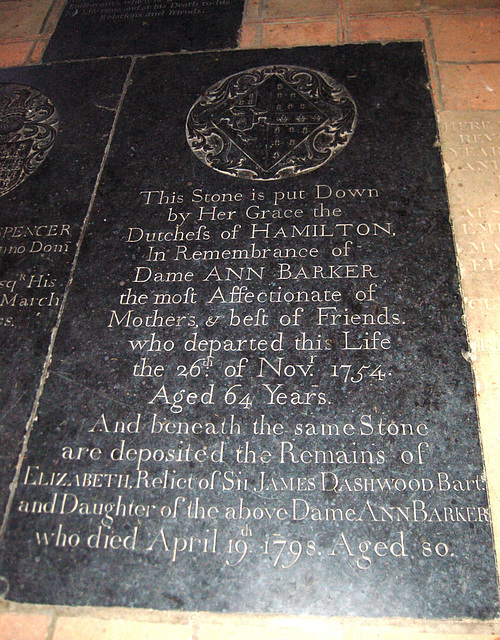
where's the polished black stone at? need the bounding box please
[1,44,497,618]
[0,59,130,516]
[42,0,245,62]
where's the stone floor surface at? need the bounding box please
[0,0,499,638]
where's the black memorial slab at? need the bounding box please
[0,60,131,516]
[42,0,245,62]
[1,44,498,618]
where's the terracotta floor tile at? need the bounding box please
[200,621,343,640]
[348,15,427,41]
[346,0,423,14]
[0,40,33,67]
[431,14,500,62]
[244,0,261,20]
[239,23,261,48]
[440,63,500,109]
[263,0,337,19]
[355,630,500,640]
[261,19,339,47]
[53,617,192,640]
[0,0,55,39]
[425,0,500,9]
[26,38,48,64]
[0,613,52,640]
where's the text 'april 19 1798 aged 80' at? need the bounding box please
[0,44,498,619]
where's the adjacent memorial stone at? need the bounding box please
[42,0,245,62]
[0,60,131,515]
[0,84,59,197]
[438,112,500,468]
[1,44,498,618]
[439,112,500,338]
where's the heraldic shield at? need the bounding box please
[186,65,357,181]
[0,83,59,198]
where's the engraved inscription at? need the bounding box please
[43,0,245,61]
[65,0,231,20]
[186,66,357,180]
[0,84,58,197]
[2,47,497,619]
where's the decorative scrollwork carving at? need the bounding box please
[186,65,357,180]
[0,83,59,197]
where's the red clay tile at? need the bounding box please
[263,0,337,19]
[261,19,339,47]
[431,14,500,62]
[26,39,49,65]
[244,0,261,20]
[0,40,33,67]
[348,15,427,41]
[239,23,261,48]
[53,617,191,640]
[200,621,343,640]
[0,613,52,640]
[426,0,500,9]
[440,63,500,109]
[346,0,423,14]
[0,0,54,39]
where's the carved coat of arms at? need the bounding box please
[0,84,59,197]
[186,65,357,180]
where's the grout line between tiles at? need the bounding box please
[39,0,59,34]
[439,59,500,65]
[338,0,348,44]
[45,610,57,640]
[424,15,444,111]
